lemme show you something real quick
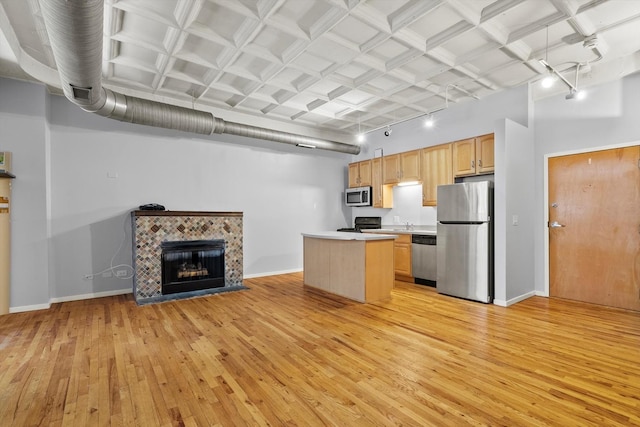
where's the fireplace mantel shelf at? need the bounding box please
[133,210,242,217]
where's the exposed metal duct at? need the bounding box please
[39,0,360,155]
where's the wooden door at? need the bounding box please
[452,138,476,176]
[549,146,640,311]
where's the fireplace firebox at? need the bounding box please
[160,239,225,295]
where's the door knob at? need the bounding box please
[549,221,565,228]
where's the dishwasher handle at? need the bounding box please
[411,234,436,245]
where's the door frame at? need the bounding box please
[543,140,640,297]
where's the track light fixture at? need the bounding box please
[424,115,435,128]
[538,59,585,101]
[384,126,392,137]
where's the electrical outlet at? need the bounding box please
[116,270,127,277]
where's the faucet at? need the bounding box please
[405,221,414,231]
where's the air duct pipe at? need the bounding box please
[39,0,360,154]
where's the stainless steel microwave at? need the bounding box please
[345,186,372,207]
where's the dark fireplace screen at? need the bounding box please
[160,239,225,295]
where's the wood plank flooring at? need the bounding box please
[1,273,639,426]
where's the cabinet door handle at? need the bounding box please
[478,159,482,168]
[471,160,475,169]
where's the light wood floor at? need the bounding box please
[1,273,639,426]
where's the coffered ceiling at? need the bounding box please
[1,0,640,139]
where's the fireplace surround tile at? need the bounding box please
[131,211,244,304]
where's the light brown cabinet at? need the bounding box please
[421,143,453,206]
[371,157,393,208]
[382,150,421,185]
[393,234,413,281]
[452,134,494,177]
[348,160,372,188]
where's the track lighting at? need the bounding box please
[538,59,585,101]
[424,115,435,128]
[384,126,392,137]
[357,133,365,143]
[541,71,556,88]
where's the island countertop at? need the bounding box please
[301,231,398,241]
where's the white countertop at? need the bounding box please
[302,231,399,241]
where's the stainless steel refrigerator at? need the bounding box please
[436,181,493,303]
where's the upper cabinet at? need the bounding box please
[475,133,495,174]
[421,143,453,206]
[371,157,393,208]
[452,133,494,177]
[382,150,421,185]
[348,160,372,188]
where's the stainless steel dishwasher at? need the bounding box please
[412,234,437,286]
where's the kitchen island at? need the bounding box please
[301,231,397,303]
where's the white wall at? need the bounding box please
[497,118,535,304]
[533,71,640,294]
[4,70,639,310]
[1,77,352,308]
[353,84,530,227]
[0,78,51,310]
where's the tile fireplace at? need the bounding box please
[131,211,244,304]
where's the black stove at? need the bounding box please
[337,216,381,233]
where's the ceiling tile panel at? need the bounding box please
[190,1,255,46]
[175,34,230,69]
[110,64,156,89]
[328,15,383,49]
[336,89,376,106]
[488,1,561,34]
[246,25,301,63]
[160,76,205,96]
[112,43,160,73]
[441,28,493,59]
[116,11,171,52]
[226,53,280,82]
[167,59,209,84]
[3,0,640,136]
[406,4,464,40]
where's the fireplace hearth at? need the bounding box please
[161,239,225,295]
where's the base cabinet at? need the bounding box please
[393,234,413,282]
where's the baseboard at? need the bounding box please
[10,302,51,313]
[49,288,133,304]
[243,268,302,279]
[493,291,536,307]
